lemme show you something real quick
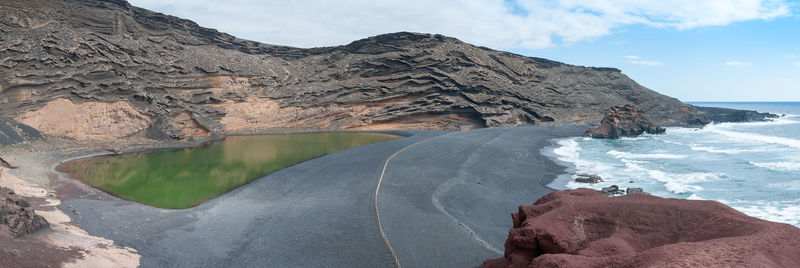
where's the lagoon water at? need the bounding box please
[547,102,800,227]
[59,132,398,209]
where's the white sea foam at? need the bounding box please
[553,138,619,188]
[659,139,687,146]
[607,150,688,159]
[706,127,800,149]
[750,161,800,171]
[620,159,723,194]
[733,204,800,226]
[619,136,648,141]
[687,193,704,200]
[767,180,800,190]
[552,138,581,163]
[690,146,761,154]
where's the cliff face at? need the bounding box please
[0,0,756,142]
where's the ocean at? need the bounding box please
[545,102,800,227]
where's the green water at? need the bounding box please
[58,132,399,209]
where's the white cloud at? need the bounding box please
[786,54,797,58]
[624,55,664,66]
[630,60,665,66]
[725,61,751,67]
[128,0,792,50]
[795,61,800,66]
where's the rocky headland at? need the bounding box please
[0,0,775,146]
[586,105,665,139]
[484,189,800,268]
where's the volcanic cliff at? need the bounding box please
[0,0,772,143]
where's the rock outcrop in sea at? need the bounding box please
[483,189,800,268]
[0,0,776,144]
[586,105,665,139]
[1,187,49,238]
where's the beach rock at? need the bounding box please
[574,174,602,183]
[1,187,49,237]
[586,105,666,139]
[600,185,624,196]
[483,189,800,268]
[625,187,648,195]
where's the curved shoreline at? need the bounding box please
[3,126,585,267]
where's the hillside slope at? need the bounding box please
[0,0,766,141]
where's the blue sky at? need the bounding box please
[130,0,800,101]
[520,14,800,101]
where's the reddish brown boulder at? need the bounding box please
[484,189,800,268]
[1,187,49,238]
[587,105,665,139]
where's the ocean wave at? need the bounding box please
[750,161,800,171]
[768,180,800,190]
[622,161,723,194]
[711,117,799,128]
[552,138,581,164]
[553,138,620,185]
[690,146,761,154]
[607,150,688,159]
[618,136,649,141]
[687,193,704,200]
[733,204,800,226]
[706,128,800,149]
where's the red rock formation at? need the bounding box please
[484,189,800,268]
[587,105,665,139]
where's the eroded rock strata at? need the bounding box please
[0,0,772,143]
[484,189,800,268]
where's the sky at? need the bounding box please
[128,0,800,102]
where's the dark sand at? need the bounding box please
[58,126,584,267]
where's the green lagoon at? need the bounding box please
[58,132,399,209]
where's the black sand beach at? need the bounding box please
[57,126,584,267]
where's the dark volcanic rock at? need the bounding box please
[1,187,49,238]
[574,173,602,183]
[625,187,648,195]
[586,105,665,139]
[695,106,779,123]
[0,0,694,140]
[600,184,624,196]
[0,0,777,143]
[484,189,800,268]
[0,119,42,146]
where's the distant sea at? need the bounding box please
[545,102,800,227]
